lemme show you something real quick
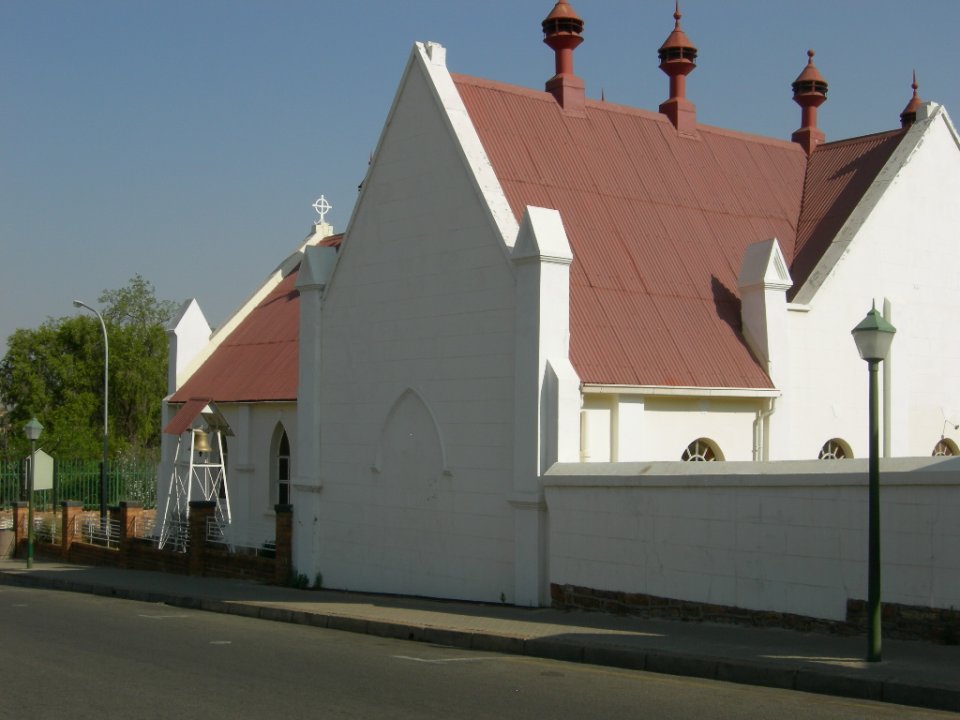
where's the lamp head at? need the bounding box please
[72,300,82,308]
[24,417,43,442]
[852,303,896,362]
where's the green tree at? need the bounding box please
[0,275,176,460]
[99,274,177,327]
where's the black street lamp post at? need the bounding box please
[851,302,896,663]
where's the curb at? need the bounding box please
[2,570,957,713]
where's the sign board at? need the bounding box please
[24,450,54,491]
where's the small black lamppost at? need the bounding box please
[24,418,43,569]
[851,302,896,662]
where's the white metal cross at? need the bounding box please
[312,195,332,223]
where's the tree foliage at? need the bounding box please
[0,275,175,460]
[99,274,177,328]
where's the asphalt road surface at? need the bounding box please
[1,585,954,720]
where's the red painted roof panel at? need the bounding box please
[456,75,811,388]
[171,268,301,403]
[163,397,213,435]
[791,131,905,296]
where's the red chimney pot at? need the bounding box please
[542,1,585,114]
[658,2,697,134]
[900,71,922,128]
[791,50,828,155]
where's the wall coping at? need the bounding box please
[545,456,960,489]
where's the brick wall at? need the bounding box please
[12,500,290,585]
[551,583,959,645]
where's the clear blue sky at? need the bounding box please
[3,1,959,348]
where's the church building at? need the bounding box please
[160,3,960,606]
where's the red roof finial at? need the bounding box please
[542,2,586,114]
[791,49,828,155]
[659,2,697,68]
[900,70,923,128]
[793,50,827,92]
[658,2,697,133]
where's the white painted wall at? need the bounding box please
[628,396,762,461]
[304,43,520,603]
[545,457,960,620]
[780,104,960,461]
[221,402,297,547]
[166,299,211,392]
[510,206,579,605]
[581,393,765,463]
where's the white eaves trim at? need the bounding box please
[582,384,781,399]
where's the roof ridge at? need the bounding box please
[453,73,808,151]
[819,128,905,148]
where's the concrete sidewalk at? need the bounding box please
[1,559,958,713]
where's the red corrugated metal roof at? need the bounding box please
[163,397,212,435]
[790,131,905,297]
[171,268,301,403]
[455,74,811,389]
[170,233,343,405]
[171,69,901,402]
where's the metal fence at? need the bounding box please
[34,515,61,545]
[206,515,276,557]
[0,458,157,510]
[75,516,121,549]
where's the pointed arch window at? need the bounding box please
[270,425,291,507]
[278,432,290,505]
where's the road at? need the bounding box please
[1,585,954,720]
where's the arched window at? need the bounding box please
[818,439,852,460]
[681,438,723,462]
[933,438,958,456]
[270,424,291,507]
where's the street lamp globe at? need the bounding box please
[851,303,896,362]
[24,417,43,442]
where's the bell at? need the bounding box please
[193,429,212,454]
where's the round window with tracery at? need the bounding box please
[818,439,851,460]
[933,439,958,456]
[681,438,723,462]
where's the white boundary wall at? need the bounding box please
[544,457,960,620]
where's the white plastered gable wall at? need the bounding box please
[298,41,578,604]
[781,103,960,460]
